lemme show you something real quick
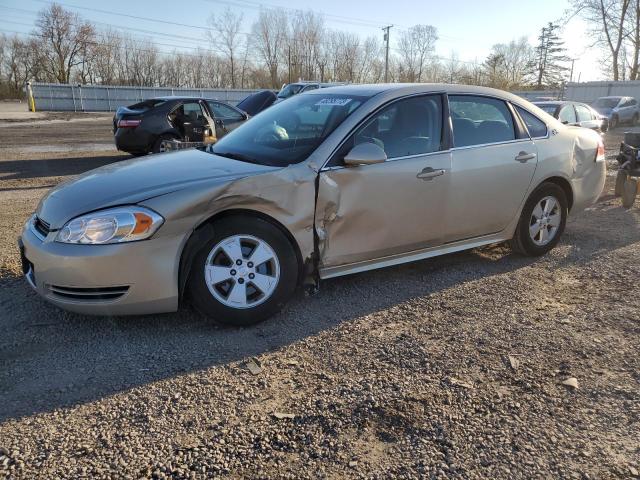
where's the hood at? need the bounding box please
[37,148,280,228]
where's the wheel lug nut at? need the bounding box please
[247,262,254,268]
[230,269,236,276]
[248,273,255,279]
[236,259,242,266]
[237,278,244,284]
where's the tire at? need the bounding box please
[130,151,147,157]
[615,169,629,197]
[610,115,619,129]
[622,177,638,209]
[152,133,179,154]
[187,216,299,326]
[510,183,568,257]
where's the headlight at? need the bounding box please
[55,206,164,244]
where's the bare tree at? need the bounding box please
[571,0,631,80]
[396,25,438,82]
[35,3,95,83]
[252,9,287,88]
[208,8,244,88]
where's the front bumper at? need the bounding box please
[19,218,185,316]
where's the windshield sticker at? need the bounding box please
[315,98,352,106]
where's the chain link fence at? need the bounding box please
[28,83,261,112]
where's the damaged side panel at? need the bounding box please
[142,162,319,287]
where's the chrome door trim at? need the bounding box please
[320,149,451,172]
[449,138,533,152]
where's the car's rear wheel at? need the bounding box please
[615,169,629,197]
[510,183,568,256]
[187,216,299,326]
[622,177,638,209]
[152,134,179,154]
[610,115,619,129]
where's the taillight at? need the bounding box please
[596,139,605,161]
[117,119,141,128]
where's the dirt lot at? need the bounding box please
[0,114,638,479]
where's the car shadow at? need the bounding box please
[1,192,639,422]
[0,153,130,181]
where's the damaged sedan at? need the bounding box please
[20,84,606,326]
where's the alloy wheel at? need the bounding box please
[529,195,562,246]
[204,234,280,309]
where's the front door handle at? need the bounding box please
[417,167,446,180]
[515,151,536,163]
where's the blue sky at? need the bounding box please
[0,0,600,81]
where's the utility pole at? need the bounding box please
[569,58,575,83]
[383,25,392,83]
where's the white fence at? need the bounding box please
[29,83,260,112]
[565,81,640,104]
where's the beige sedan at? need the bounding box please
[20,84,606,325]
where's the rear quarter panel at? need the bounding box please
[530,125,605,213]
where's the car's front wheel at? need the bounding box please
[510,183,568,256]
[610,115,619,129]
[187,216,299,326]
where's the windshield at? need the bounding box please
[593,98,619,109]
[209,93,367,166]
[536,104,559,115]
[276,84,303,99]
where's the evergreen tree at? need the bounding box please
[532,22,570,88]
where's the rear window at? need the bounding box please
[516,106,548,138]
[128,99,166,111]
[536,104,559,116]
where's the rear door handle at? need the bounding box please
[515,151,536,163]
[417,167,446,180]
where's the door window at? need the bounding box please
[181,102,205,122]
[558,105,577,124]
[208,101,243,121]
[575,104,593,122]
[515,106,547,138]
[343,95,443,160]
[449,95,515,147]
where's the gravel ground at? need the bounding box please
[0,118,639,479]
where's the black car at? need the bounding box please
[235,89,277,116]
[113,97,249,155]
[533,101,608,134]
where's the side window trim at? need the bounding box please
[323,92,449,169]
[512,104,549,140]
[447,93,526,150]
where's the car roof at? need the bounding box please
[304,83,536,104]
[597,96,624,99]
[152,96,230,103]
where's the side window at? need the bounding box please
[558,105,577,124]
[302,85,319,92]
[208,101,243,121]
[346,95,443,159]
[575,104,593,123]
[630,98,637,107]
[449,95,515,147]
[515,106,548,138]
[182,102,205,122]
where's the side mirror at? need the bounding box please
[343,142,387,166]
